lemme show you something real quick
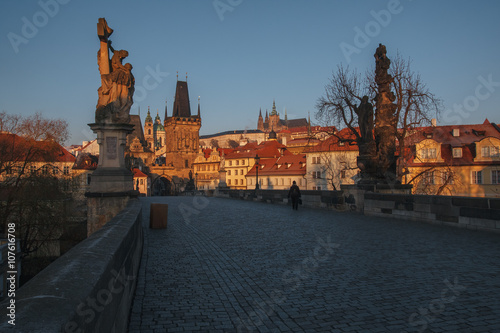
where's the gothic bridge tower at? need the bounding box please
[163,78,201,177]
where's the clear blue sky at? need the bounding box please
[1,0,499,145]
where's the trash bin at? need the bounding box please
[150,203,168,229]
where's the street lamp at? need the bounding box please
[195,172,198,191]
[254,154,260,190]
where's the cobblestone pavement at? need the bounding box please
[128,197,500,333]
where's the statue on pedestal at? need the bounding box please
[95,18,134,124]
[373,44,397,183]
[355,96,377,180]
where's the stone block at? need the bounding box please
[413,203,432,213]
[466,217,496,229]
[490,198,500,209]
[460,207,500,220]
[150,203,168,229]
[452,197,489,209]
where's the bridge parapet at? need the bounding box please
[0,199,143,332]
[364,193,500,233]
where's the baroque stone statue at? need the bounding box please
[95,18,134,124]
[374,43,397,183]
[355,96,377,179]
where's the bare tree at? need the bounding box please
[316,52,441,182]
[227,139,239,149]
[0,112,72,258]
[317,150,358,191]
[210,139,219,149]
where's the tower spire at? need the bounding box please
[197,96,200,117]
[164,98,168,119]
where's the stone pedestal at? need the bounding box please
[218,169,228,188]
[86,122,137,236]
[341,183,413,213]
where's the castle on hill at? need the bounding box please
[257,100,308,132]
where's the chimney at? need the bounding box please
[431,118,437,127]
[452,128,460,137]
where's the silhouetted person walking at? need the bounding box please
[288,181,301,210]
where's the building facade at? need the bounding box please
[404,120,500,197]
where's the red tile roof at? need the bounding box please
[133,168,148,178]
[405,120,500,167]
[0,133,76,163]
[305,127,359,152]
[246,154,306,177]
[225,140,291,159]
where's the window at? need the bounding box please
[185,160,189,168]
[229,161,232,166]
[140,179,144,185]
[53,166,59,175]
[240,179,244,185]
[240,169,244,175]
[341,170,346,179]
[42,165,49,175]
[228,179,231,185]
[492,170,500,184]
[288,178,291,185]
[236,160,239,166]
[423,171,435,185]
[228,170,231,176]
[313,186,321,190]
[420,148,437,159]
[312,171,321,179]
[241,160,245,165]
[312,156,320,164]
[482,146,500,158]
[472,170,482,184]
[64,166,70,174]
[442,171,455,184]
[86,174,92,185]
[452,148,462,158]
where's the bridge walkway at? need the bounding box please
[128,196,500,332]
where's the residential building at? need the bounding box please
[133,168,150,196]
[404,119,500,197]
[305,128,359,190]
[246,154,307,190]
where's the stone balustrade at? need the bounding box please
[0,199,143,332]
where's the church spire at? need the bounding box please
[164,99,168,119]
[145,106,152,123]
[308,111,311,136]
[197,96,201,117]
[285,108,288,122]
[271,99,277,116]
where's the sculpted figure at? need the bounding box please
[95,18,134,124]
[356,96,374,148]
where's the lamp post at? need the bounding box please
[195,172,198,191]
[254,154,260,190]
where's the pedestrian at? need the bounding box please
[288,180,301,210]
